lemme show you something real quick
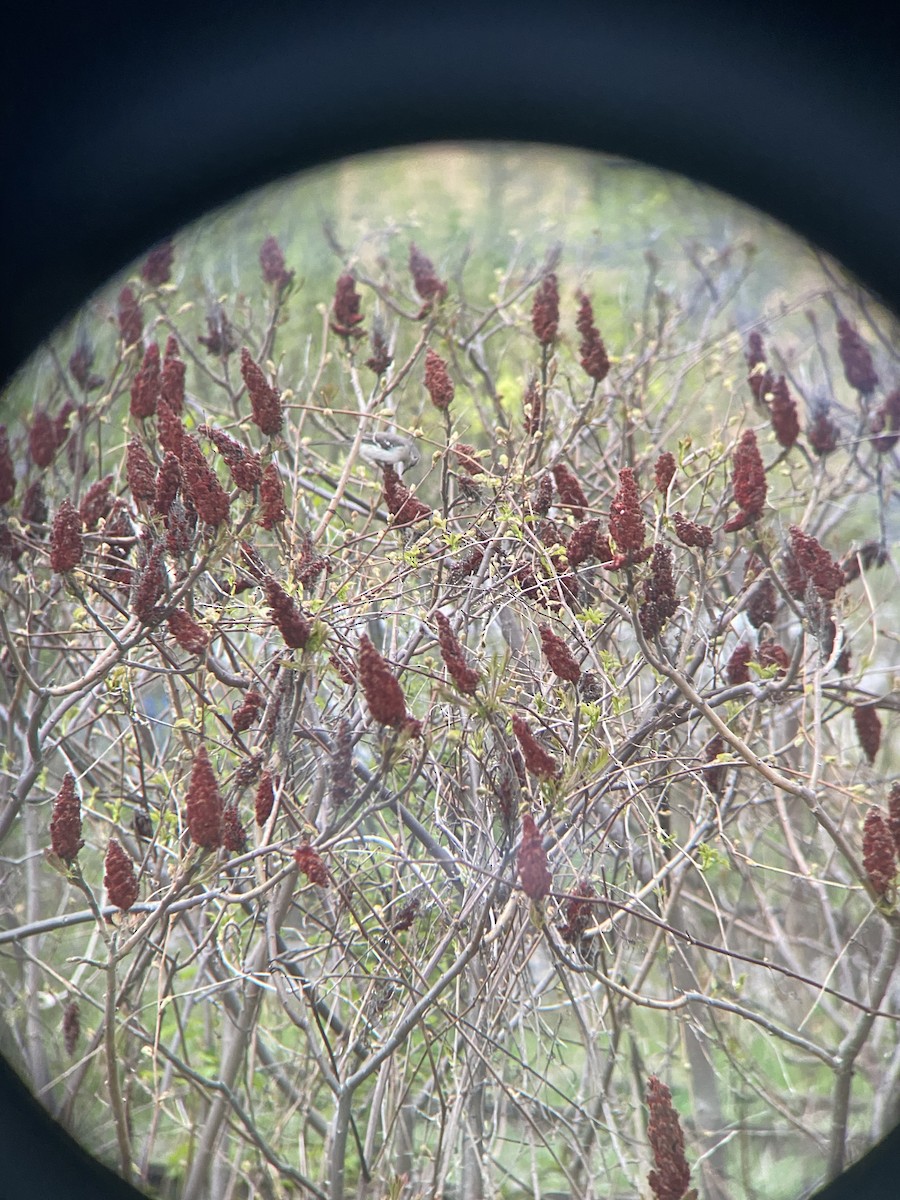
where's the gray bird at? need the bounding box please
[357,432,421,476]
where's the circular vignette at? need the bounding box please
[1,4,898,1200]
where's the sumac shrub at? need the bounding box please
[0,149,897,1200]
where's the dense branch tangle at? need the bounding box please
[0,209,898,1200]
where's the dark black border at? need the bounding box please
[4,0,900,388]
[1,2,898,1197]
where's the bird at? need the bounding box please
[357,431,421,476]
